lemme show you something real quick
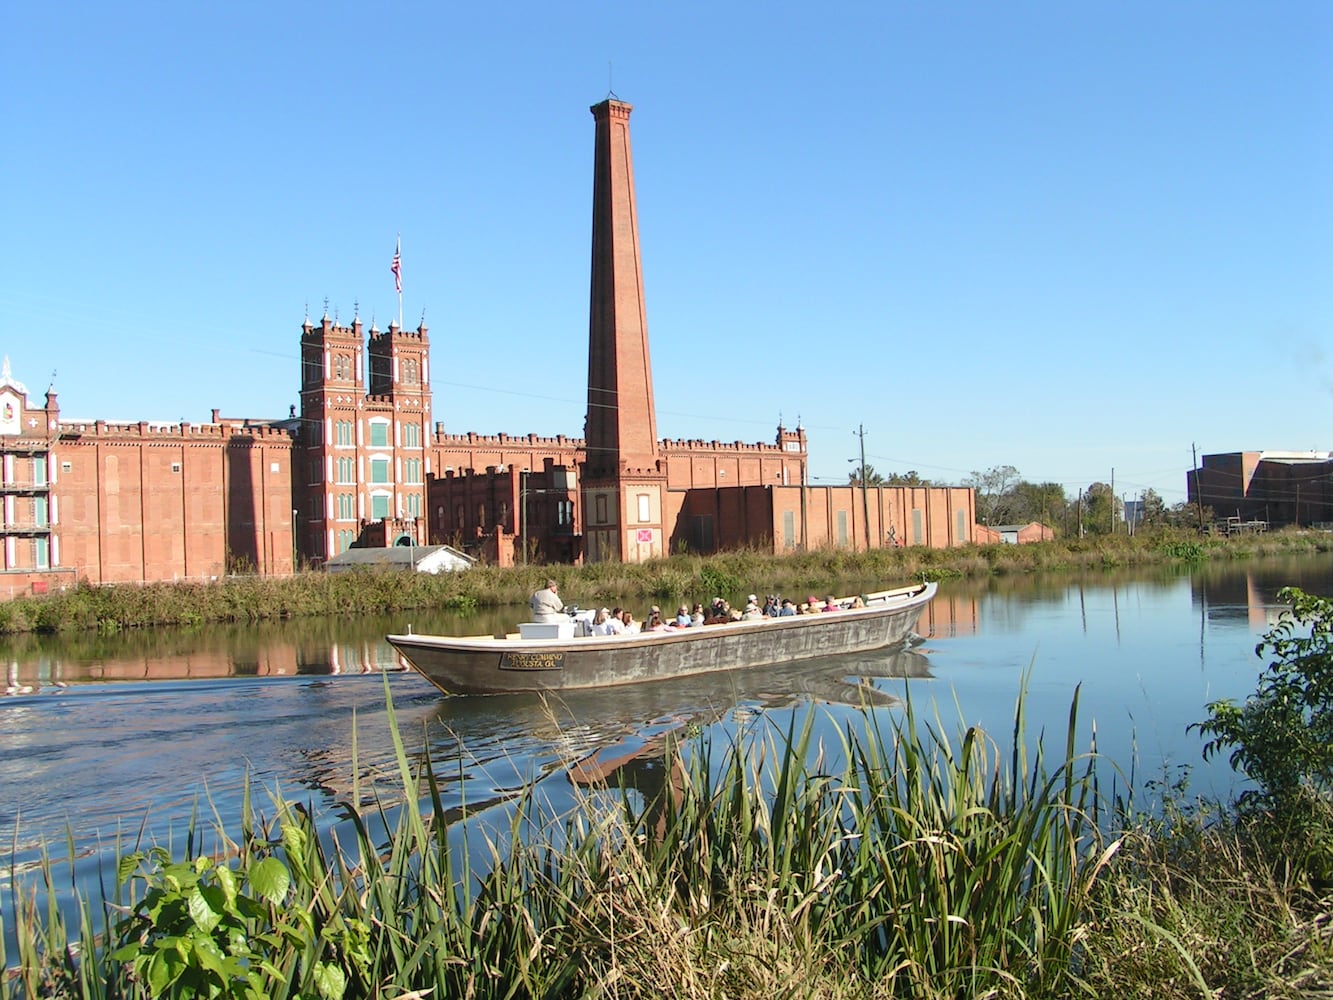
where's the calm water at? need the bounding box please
[2,553,1331,921]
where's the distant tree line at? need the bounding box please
[848,463,1199,537]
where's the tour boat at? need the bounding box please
[387,581,936,696]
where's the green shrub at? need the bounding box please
[1193,586,1333,879]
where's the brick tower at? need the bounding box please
[297,313,432,563]
[581,98,667,563]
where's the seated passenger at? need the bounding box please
[779,598,797,616]
[740,599,764,621]
[646,611,671,632]
[620,610,640,634]
[690,603,706,627]
[603,608,625,635]
[675,605,693,628]
[822,594,841,612]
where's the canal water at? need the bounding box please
[2,553,1331,925]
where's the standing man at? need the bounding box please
[529,578,565,623]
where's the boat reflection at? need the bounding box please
[319,644,935,823]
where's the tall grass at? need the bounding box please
[3,528,1330,637]
[17,680,1308,999]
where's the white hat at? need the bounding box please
[748,594,757,603]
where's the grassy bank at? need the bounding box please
[5,682,1329,998]
[2,528,1329,636]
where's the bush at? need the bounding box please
[1193,586,1333,879]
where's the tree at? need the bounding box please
[886,470,932,487]
[1009,481,1067,529]
[848,464,885,487]
[965,465,1021,526]
[1080,482,1120,536]
[1138,488,1168,528]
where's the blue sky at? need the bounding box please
[2,2,1328,505]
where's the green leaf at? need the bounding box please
[117,851,145,884]
[314,960,349,1000]
[146,948,182,996]
[281,821,309,871]
[191,934,229,976]
[249,856,292,906]
[216,861,239,910]
[188,886,223,933]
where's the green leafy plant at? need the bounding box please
[109,833,350,1000]
[1193,586,1333,878]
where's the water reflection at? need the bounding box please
[3,552,1330,935]
[0,633,933,917]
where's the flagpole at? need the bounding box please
[395,234,403,330]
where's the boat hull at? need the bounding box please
[388,581,936,695]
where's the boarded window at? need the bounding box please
[912,509,924,546]
[836,510,848,546]
[371,494,390,519]
[782,510,795,549]
[369,422,389,448]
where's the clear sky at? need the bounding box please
[2,2,1328,506]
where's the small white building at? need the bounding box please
[323,544,474,574]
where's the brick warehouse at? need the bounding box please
[0,99,974,594]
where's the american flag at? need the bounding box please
[391,238,402,294]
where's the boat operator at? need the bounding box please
[529,578,566,623]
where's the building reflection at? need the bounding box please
[1189,555,1330,630]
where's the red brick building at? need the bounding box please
[0,97,974,595]
[0,360,296,596]
[1189,451,1333,529]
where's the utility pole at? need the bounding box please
[856,424,871,551]
[1110,467,1115,535]
[1192,443,1206,532]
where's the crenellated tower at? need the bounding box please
[297,313,432,562]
